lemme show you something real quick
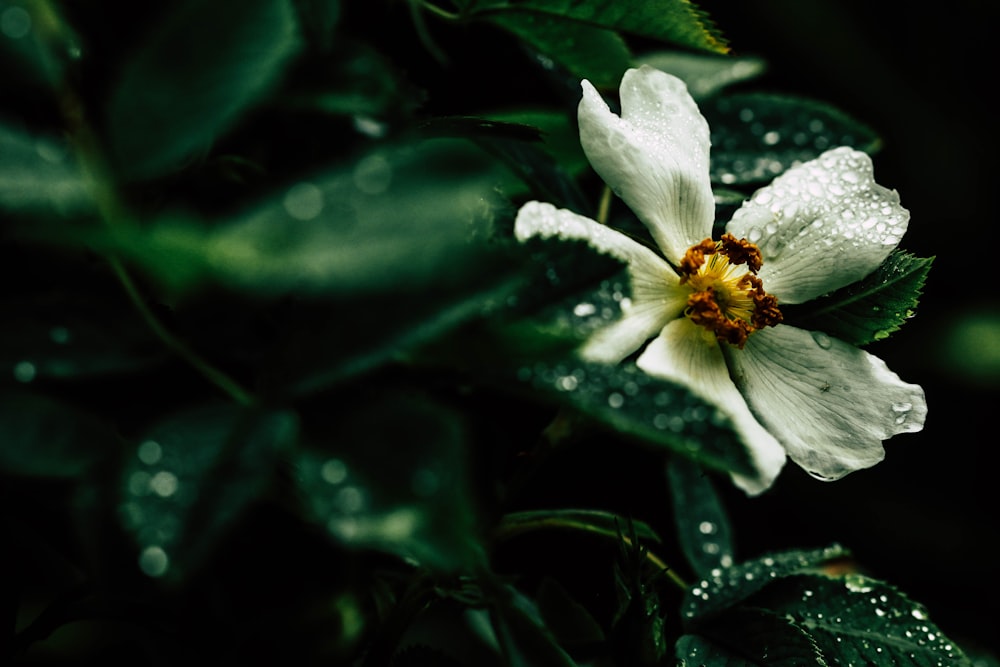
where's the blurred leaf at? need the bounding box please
[784,251,932,346]
[704,92,881,185]
[497,509,662,543]
[0,123,90,214]
[291,0,341,51]
[636,51,766,101]
[118,405,297,583]
[280,37,414,119]
[1,288,164,380]
[681,545,851,622]
[536,578,606,648]
[676,606,824,666]
[0,390,116,477]
[465,0,729,57]
[485,11,632,88]
[666,456,734,577]
[484,109,588,177]
[487,580,580,667]
[106,0,302,179]
[294,392,482,573]
[749,573,973,666]
[85,140,503,297]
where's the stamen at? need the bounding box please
[678,235,782,348]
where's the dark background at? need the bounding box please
[693,0,1000,655]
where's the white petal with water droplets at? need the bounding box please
[723,324,926,480]
[578,66,715,264]
[637,319,786,495]
[726,147,909,304]
[515,201,687,363]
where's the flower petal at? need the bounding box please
[726,147,910,304]
[637,319,787,495]
[723,324,926,480]
[515,201,687,363]
[578,66,714,264]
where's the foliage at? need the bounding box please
[0,1,982,665]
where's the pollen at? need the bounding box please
[678,233,782,348]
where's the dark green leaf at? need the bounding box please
[704,92,881,185]
[92,140,504,298]
[468,0,729,56]
[118,405,297,583]
[784,251,933,346]
[0,124,90,214]
[519,360,759,481]
[1,288,164,380]
[666,456,734,577]
[536,578,606,648]
[293,392,482,573]
[487,581,580,667]
[676,607,825,666]
[682,545,850,622]
[486,11,632,88]
[0,390,116,477]
[107,0,302,178]
[635,52,766,100]
[749,574,973,666]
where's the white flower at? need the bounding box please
[514,66,926,494]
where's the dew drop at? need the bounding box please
[698,521,716,535]
[13,361,36,383]
[149,471,179,498]
[321,459,348,485]
[1,6,32,40]
[573,302,596,317]
[138,545,170,577]
[283,182,324,220]
[810,331,832,349]
[607,392,624,408]
[137,440,163,465]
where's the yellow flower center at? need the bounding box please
[678,233,782,348]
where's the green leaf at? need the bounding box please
[467,0,729,55]
[486,580,580,667]
[1,288,164,381]
[519,359,760,481]
[118,405,297,582]
[681,545,851,622]
[750,573,973,666]
[486,12,632,88]
[536,578,606,648]
[293,392,482,573]
[0,124,90,214]
[666,456,734,577]
[106,0,302,179]
[676,607,825,666]
[704,92,881,186]
[784,251,933,346]
[0,390,116,478]
[635,51,766,100]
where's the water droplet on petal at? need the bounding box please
[810,331,832,349]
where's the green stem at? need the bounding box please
[596,184,613,224]
[493,516,688,590]
[418,0,462,21]
[36,0,256,407]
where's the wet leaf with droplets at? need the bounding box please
[676,606,825,666]
[704,92,881,186]
[517,359,760,481]
[118,405,297,583]
[784,250,933,346]
[681,545,851,622]
[667,456,735,577]
[748,573,974,666]
[294,392,482,573]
